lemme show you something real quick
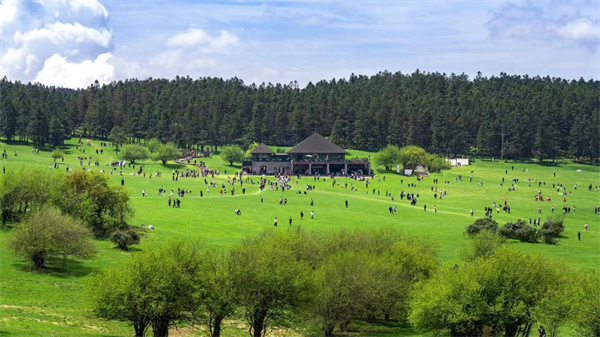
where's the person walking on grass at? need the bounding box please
[345,200,348,208]
[289,217,293,226]
[274,217,278,227]
[311,211,314,219]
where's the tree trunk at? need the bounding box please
[152,319,169,337]
[210,316,223,337]
[384,313,390,321]
[133,319,148,337]
[251,310,266,337]
[323,322,335,337]
[32,252,45,269]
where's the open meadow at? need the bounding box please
[0,138,599,336]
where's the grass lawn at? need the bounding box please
[1,138,599,336]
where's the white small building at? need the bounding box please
[448,158,470,167]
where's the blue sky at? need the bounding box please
[1,0,598,88]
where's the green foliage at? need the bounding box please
[230,230,317,337]
[540,216,565,244]
[9,205,95,269]
[410,246,570,337]
[51,148,64,160]
[90,240,206,337]
[108,125,128,152]
[1,73,599,158]
[374,145,401,171]
[427,154,450,173]
[399,145,428,170]
[151,142,181,164]
[146,138,161,154]
[53,170,133,236]
[220,145,244,166]
[195,249,236,337]
[245,142,259,157]
[110,229,141,250]
[466,217,498,237]
[310,229,437,336]
[0,169,55,226]
[531,287,574,337]
[569,272,600,337]
[120,144,149,164]
[460,229,505,262]
[499,219,540,243]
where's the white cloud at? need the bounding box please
[486,3,599,49]
[165,28,239,53]
[14,22,112,48]
[558,18,599,43]
[0,0,114,87]
[0,0,18,26]
[34,53,115,88]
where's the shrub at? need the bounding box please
[466,218,498,237]
[111,229,141,250]
[499,220,539,243]
[540,217,565,244]
[9,205,95,269]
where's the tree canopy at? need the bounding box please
[0,73,597,161]
[221,145,244,166]
[121,144,150,164]
[9,205,95,269]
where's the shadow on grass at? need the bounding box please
[13,258,94,278]
[160,163,187,170]
[332,319,416,337]
[111,246,142,252]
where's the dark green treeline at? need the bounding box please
[1,71,598,161]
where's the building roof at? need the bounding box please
[287,133,349,154]
[250,143,275,154]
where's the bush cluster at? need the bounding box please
[466,218,498,236]
[499,220,539,243]
[469,217,564,244]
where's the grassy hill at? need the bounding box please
[0,138,598,336]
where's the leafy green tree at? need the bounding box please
[195,249,236,337]
[569,272,600,337]
[9,205,95,269]
[314,229,436,335]
[109,125,128,152]
[399,145,428,170]
[54,171,133,236]
[230,230,316,337]
[48,117,68,147]
[146,138,162,154]
[460,229,505,262]
[373,145,401,171]
[121,144,150,164]
[466,218,499,237]
[221,145,244,166]
[0,169,55,226]
[51,148,64,161]
[245,142,259,157]
[531,288,573,337]
[152,142,181,164]
[90,240,205,337]
[110,229,142,250]
[410,246,568,337]
[427,154,450,173]
[315,250,376,336]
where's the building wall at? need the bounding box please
[251,161,291,174]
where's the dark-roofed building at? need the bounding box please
[243,134,370,176]
[244,143,291,175]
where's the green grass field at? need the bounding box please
[1,138,598,336]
